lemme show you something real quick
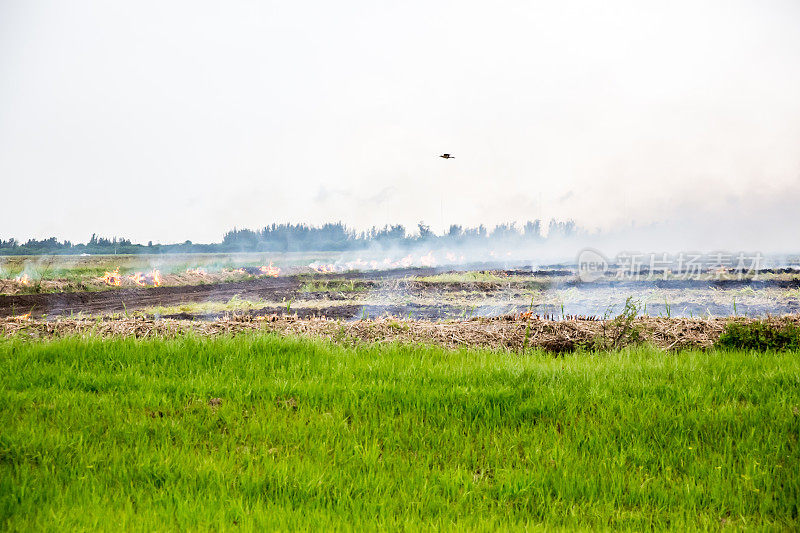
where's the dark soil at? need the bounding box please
[1,268,798,320]
[0,277,300,318]
[159,303,470,321]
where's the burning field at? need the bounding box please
[2,254,800,319]
[2,253,800,351]
[0,254,286,295]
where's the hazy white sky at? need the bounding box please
[1,0,799,245]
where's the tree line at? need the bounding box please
[0,220,578,255]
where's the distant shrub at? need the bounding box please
[715,321,800,351]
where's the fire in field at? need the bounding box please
[3,1,800,530]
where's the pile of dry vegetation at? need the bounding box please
[3,313,800,352]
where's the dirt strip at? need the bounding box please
[0,278,301,318]
[3,314,799,352]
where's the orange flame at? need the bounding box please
[101,268,161,287]
[259,262,280,277]
[128,272,146,286]
[419,251,436,267]
[186,267,207,275]
[10,312,31,321]
[15,274,31,286]
[101,268,122,286]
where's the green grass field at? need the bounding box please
[1,335,798,530]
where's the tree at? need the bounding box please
[417,221,433,240]
[524,220,542,240]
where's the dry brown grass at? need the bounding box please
[3,313,800,351]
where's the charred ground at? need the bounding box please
[2,266,799,320]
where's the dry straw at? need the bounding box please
[3,313,800,352]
